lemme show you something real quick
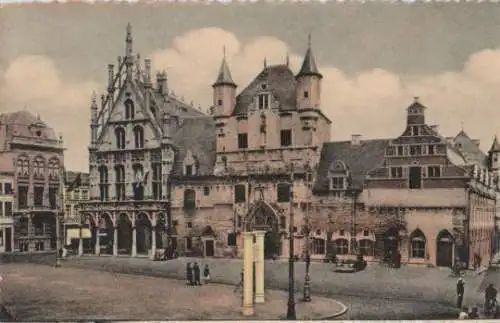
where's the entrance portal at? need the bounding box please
[383,228,400,261]
[436,230,453,267]
[246,200,281,259]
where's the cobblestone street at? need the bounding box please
[0,264,346,321]
[61,255,490,319]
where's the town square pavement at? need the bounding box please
[0,263,347,321]
[61,255,491,319]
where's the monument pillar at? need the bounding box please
[113,227,118,256]
[95,228,100,256]
[150,226,157,260]
[242,231,255,316]
[254,230,266,304]
[78,225,84,256]
[132,226,137,257]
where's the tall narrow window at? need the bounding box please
[280,130,292,147]
[115,165,126,201]
[185,165,193,176]
[410,145,422,156]
[427,166,441,178]
[234,185,246,203]
[115,127,126,149]
[4,202,12,217]
[391,167,403,178]
[152,163,162,200]
[330,177,345,190]
[428,145,435,155]
[125,99,135,119]
[238,133,248,149]
[49,187,58,209]
[133,126,144,149]
[183,189,196,209]
[397,146,404,156]
[34,186,44,206]
[17,186,28,209]
[132,164,144,201]
[257,94,270,110]
[99,166,109,201]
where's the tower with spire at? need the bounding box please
[296,34,323,110]
[488,135,500,176]
[212,47,237,118]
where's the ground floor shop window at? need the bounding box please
[312,238,326,255]
[358,239,374,256]
[335,238,349,255]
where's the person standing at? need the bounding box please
[186,262,193,286]
[485,284,498,314]
[193,262,201,286]
[203,264,211,285]
[456,278,465,309]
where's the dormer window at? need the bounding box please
[183,150,198,176]
[257,94,270,110]
[330,177,345,190]
[410,126,420,136]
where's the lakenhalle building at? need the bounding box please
[79,24,499,268]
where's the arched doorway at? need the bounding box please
[246,201,281,259]
[136,213,152,255]
[383,228,400,261]
[117,213,132,255]
[436,230,454,267]
[156,213,166,250]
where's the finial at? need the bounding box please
[413,96,420,103]
[126,22,132,36]
[264,57,267,68]
[286,52,290,67]
[461,121,464,131]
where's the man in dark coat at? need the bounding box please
[186,262,193,286]
[456,278,465,308]
[193,262,201,286]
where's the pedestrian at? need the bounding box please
[458,307,469,319]
[484,283,498,314]
[456,278,465,309]
[473,252,480,270]
[193,262,201,286]
[203,264,211,285]
[186,262,193,286]
[468,307,479,319]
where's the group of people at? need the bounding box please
[457,278,499,319]
[186,262,210,286]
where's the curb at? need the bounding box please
[318,299,349,320]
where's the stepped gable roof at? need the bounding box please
[0,110,57,141]
[233,64,297,115]
[314,139,390,192]
[170,116,216,177]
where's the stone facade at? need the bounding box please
[79,25,498,269]
[0,172,14,252]
[63,171,90,248]
[0,111,65,252]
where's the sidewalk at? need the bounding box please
[1,263,347,321]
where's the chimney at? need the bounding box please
[430,125,439,133]
[472,139,480,148]
[351,134,362,146]
[156,71,168,94]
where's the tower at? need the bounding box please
[90,92,98,148]
[212,48,237,117]
[488,135,500,175]
[407,97,426,126]
[296,34,323,110]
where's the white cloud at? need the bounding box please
[1,28,500,172]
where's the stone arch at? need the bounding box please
[382,227,401,261]
[33,155,46,179]
[98,213,114,254]
[117,212,133,255]
[436,229,454,267]
[409,228,426,259]
[16,154,30,177]
[136,212,152,255]
[245,200,281,258]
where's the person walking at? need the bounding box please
[485,284,498,315]
[456,278,465,309]
[203,264,211,285]
[193,262,201,286]
[186,262,193,286]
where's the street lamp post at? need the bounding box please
[303,169,312,302]
[55,187,64,268]
[286,167,296,320]
[349,189,359,255]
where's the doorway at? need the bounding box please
[5,228,12,252]
[409,166,422,189]
[264,231,280,258]
[436,230,453,267]
[205,239,214,257]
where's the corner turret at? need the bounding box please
[212,47,237,117]
[296,34,322,110]
[488,135,500,175]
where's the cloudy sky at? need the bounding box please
[1,3,500,171]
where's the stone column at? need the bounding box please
[78,225,83,256]
[150,226,157,259]
[132,226,137,257]
[242,231,255,316]
[253,230,266,304]
[113,227,118,256]
[95,228,100,256]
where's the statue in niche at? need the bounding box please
[260,113,266,133]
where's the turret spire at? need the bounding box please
[212,48,236,88]
[125,23,134,80]
[296,33,322,79]
[490,135,500,153]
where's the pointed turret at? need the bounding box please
[90,92,98,147]
[490,135,500,153]
[125,23,134,79]
[489,135,500,175]
[212,47,237,118]
[296,34,322,110]
[212,52,236,88]
[296,34,322,79]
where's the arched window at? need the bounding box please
[183,189,196,210]
[115,127,126,149]
[133,125,144,149]
[33,156,45,179]
[334,238,349,255]
[125,99,135,119]
[358,239,374,256]
[114,165,126,201]
[152,162,162,200]
[48,158,60,180]
[132,164,145,201]
[410,229,426,259]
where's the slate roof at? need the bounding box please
[314,139,390,192]
[0,111,57,141]
[233,65,297,115]
[213,57,236,88]
[452,130,488,167]
[297,47,322,79]
[170,116,216,176]
[490,136,500,153]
